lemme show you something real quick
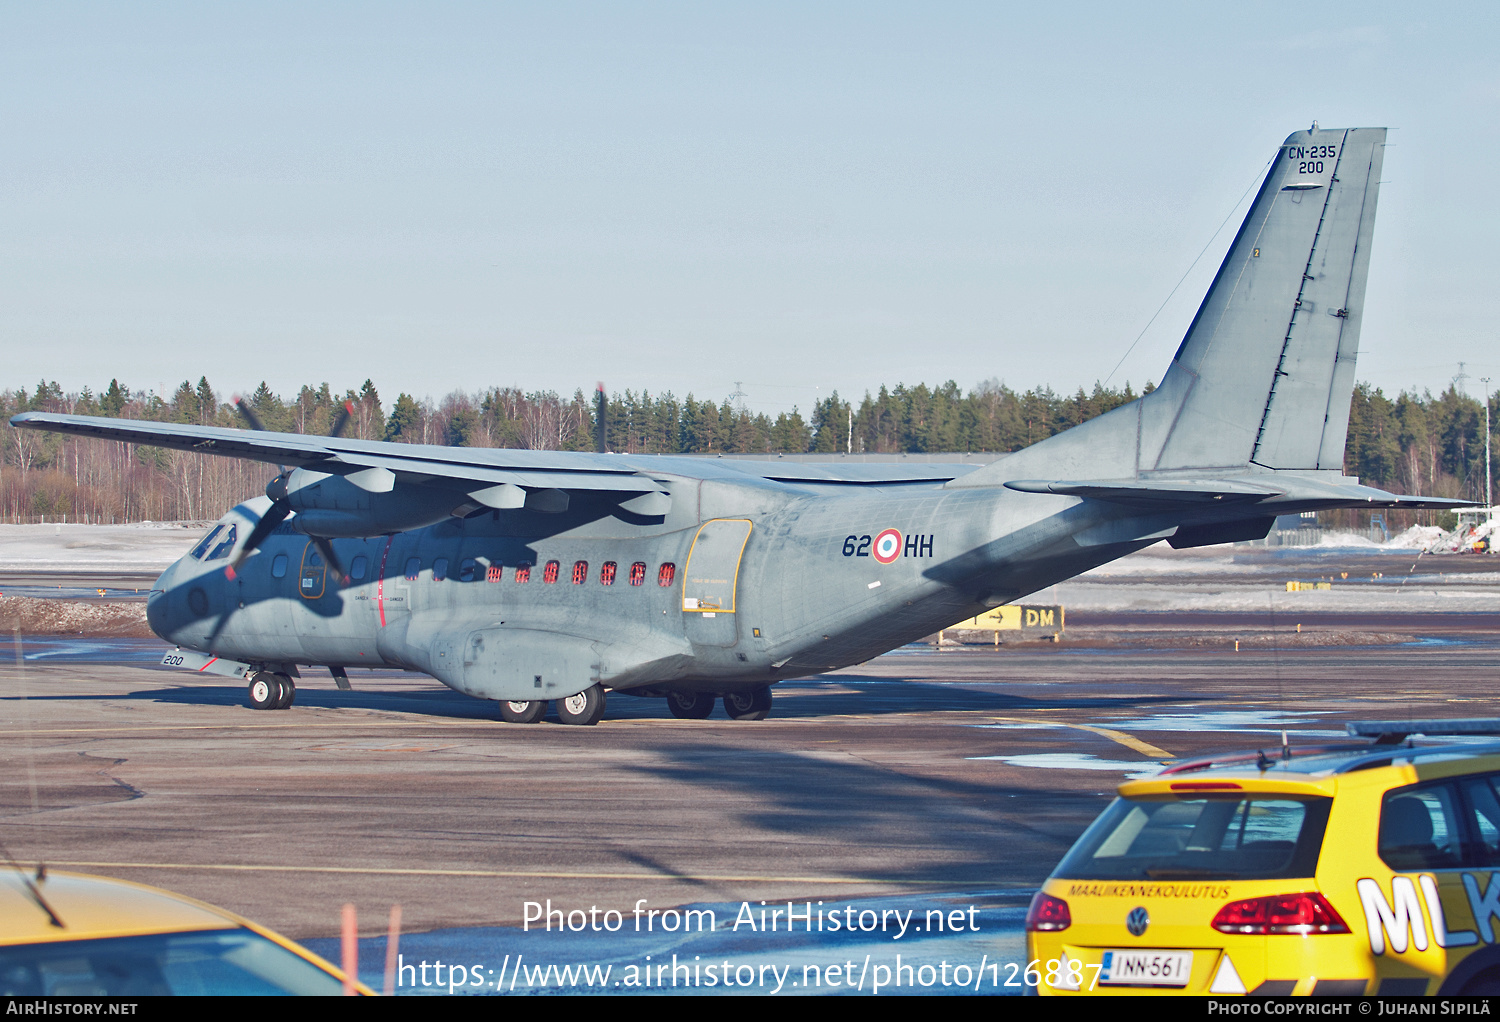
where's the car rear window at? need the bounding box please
[1053,795,1331,881]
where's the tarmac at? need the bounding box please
[1,545,1497,993]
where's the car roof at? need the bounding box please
[0,869,240,946]
[1119,740,1500,799]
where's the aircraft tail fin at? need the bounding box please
[951,126,1386,487]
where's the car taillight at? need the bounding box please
[1025,892,1071,932]
[1211,892,1349,935]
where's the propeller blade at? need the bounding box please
[225,500,291,579]
[312,535,347,585]
[232,395,266,432]
[329,400,355,439]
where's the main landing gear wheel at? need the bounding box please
[666,691,715,719]
[273,674,296,709]
[723,685,772,721]
[556,685,607,726]
[500,699,547,724]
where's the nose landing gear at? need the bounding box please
[247,671,295,710]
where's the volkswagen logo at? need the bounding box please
[1126,906,1150,937]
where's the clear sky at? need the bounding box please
[3,2,1496,415]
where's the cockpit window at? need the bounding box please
[189,526,225,560]
[206,525,238,560]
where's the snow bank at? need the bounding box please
[0,522,206,571]
[1389,514,1498,554]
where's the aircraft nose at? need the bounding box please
[145,561,180,640]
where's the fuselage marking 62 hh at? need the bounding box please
[12,126,1462,725]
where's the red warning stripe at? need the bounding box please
[377,535,395,627]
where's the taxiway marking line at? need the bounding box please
[0,721,477,736]
[986,715,1173,760]
[40,860,960,886]
[0,714,910,736]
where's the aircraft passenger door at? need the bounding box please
[298,542,327,600]
[681,519,752,648]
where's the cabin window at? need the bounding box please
[514,563,532,583]
[629,562,646,586]
[189,525,225,560]
[543,560,560,584]
[271,554,289,578]
[207,525,238,560]
[459,558,477,582]
[658,563,676,587]
[349,555,368,582]
[404,557,421,581]
[599,561,617,585]
[486,564,503,583]
[433,558,448,581]
[572,561,588,584]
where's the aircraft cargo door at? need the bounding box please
[681,519,751,648]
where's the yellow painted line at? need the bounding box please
[986,715,1173,760]
[41,860,976,886]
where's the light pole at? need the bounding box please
[1483,377,1493,521]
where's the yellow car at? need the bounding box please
[0,868,370,995]
[1027,722,1500,996]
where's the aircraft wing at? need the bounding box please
[10,412,987,490]
[8,412,666,495]
[648,457,985,486]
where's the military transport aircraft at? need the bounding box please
[12,126,1462,725]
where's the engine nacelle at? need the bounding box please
[282,468,460,537]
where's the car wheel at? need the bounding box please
[1461,968,1500,995]
[556,685,606,726]
[666,691,715,719]
[723,685,772,721]
[500,699,547,724]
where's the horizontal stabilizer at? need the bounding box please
[1005,478,1281,506]
[1005,476,1475,512]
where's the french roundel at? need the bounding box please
[872,528,902,564]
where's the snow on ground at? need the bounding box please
[0,595,152,636]
[0,521,209,571]
[1053,580,1500,614]
[1392,516,1499,554]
